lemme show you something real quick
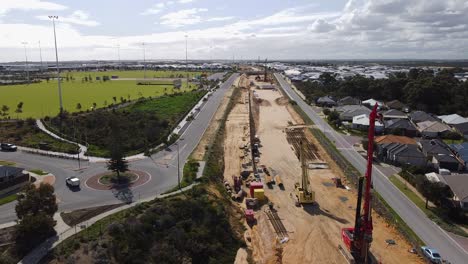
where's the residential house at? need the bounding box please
[450,143,468,170]
[375,135,426,167]
[0,166,29,195]
[338,96,361,106]
[362,98,383,108]
[385,100,407,111]
[382,109,408,120]
[385,143,427,167]
[417,121,452,138]
[352,114,384,132]
[440,174,468,210]
[453,122,468,139]
[409,110,438,123]
[419,140,463,171]
[385,119,419,137]
[375,135,417,145]
[316,96,337,107]
[336,105,371,121]
[438,114,468,125]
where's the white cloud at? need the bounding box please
[0,0,67,16]
[36,10,99,27]
[160,8,208,27]
[309,19,336,33]
[141,0,194,16]
[206,16,235,22]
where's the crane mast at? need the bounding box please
[341,103,378,263]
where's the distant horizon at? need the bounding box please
[1,1,467,62]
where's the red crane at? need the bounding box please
[341,103,378,264]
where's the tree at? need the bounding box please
[107,127,129,183]
[15,183,57,253]
[113,96,117,103]
[76,103,82,111]
[92,102,97,109]
[15,101,24,115]
[1,105,9,116]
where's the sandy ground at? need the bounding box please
[222,74,424,264]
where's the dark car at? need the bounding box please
[0,143,17,151]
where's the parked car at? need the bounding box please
[0,143,17,151]
[421,246,442,263]
[65,177,80,188]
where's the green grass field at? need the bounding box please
[61,70,205,79]
[0,70,201,118]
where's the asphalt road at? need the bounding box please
[0,73,239,225]
[274,73,468,264]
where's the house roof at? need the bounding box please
[375,135,416,145]
[417,121,452,133]
[450,143,468,162]
[338,96,360,105]
[433,153,460,164]
[385,119,417,130]
[409,111,438,123]
[452,122,468,135]
[0,166,24,179]
[419,139,452,155]
[441,174,468,201]
[438,114,468,125]
[385,100,406,110]
[393,144,425,158]
[362,98,383,106]
[352,114,384,127]
[317,96,336,104]
[383,109,407,118]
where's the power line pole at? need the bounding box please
[21,42,29,84]
[49,15,63,114]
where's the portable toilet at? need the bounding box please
[253,189,265,200]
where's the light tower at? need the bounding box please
[48,15,63,114]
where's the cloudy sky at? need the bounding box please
[0,0,467,62]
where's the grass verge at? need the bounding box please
[0,160,15,166]
[390,175,468,237]
[29,169,48,176]
[0,193,17,206]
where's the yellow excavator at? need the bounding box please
[295,141,315,204]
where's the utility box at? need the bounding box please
[253,189,265,200]
[249,182,263,197]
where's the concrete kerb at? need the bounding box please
[17,182,200,264]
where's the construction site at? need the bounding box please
[224,69,424,264]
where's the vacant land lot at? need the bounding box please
[0,70,202,118]
[46,90,206,156]
[0,120,79,154]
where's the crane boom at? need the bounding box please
[341,103,378,263]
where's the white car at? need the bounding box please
[66,177,80,188]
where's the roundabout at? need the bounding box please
[86,170,151,191]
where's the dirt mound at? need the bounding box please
[275,97,289,106]
[260,100,272,107]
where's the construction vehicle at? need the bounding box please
[294,141,315,204]
[332,177,344,188]
[340,104,378,264]
[233,175,242,193]
[245,209,255,224]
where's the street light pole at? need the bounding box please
[177,142,181,190]
[21,42,29,84]
[185,35,188,89]
[117,44,121,70]
[49,15,63,114]
[38,41,43,71]
[142,42,146,79]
